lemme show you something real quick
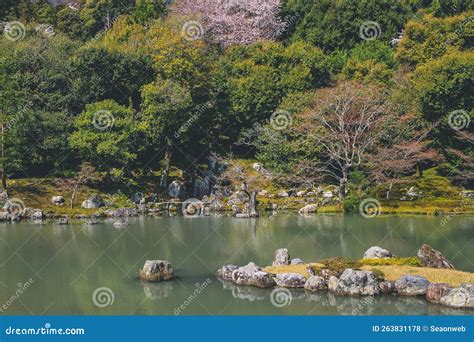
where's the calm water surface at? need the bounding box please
[0,214,473,315]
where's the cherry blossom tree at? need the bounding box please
[172,0,286,47]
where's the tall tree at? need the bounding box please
[140,78,194,188]
[298,81,392,196]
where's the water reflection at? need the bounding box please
[142,281,174,300]
[0,215,473,315]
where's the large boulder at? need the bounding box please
[333,269,380,296]
[363,246,394,259]
[139,260,174,282]
[290,258,303,265]
[252,163,269,175]
[104,207,138,218]
[304,275,327,292]
[298,204,317,216]
[426,283,452,304]
[277,190,289,198]
[216,264,238,281]
[31,210,44,220]
[51,196,65,206]
[417,244,454,269]
[131,192,144,205]
[379,281,396,294]
[57,217,69,225]
[231,262,276,288]
[168,181,182,198]
[328,276,338,292]
[0,212,11,221]
[274,273,306,288]
[439,283,474,308]
[81,195,105,209]
[394,275,430,296]
[272,248,290,266]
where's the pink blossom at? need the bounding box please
[173,0,286,47]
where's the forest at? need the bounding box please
[0,0,472,211]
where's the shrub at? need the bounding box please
[320,257,361,273]
[370,268,385,281]
[360,257,422,267]
[343,196,361,213]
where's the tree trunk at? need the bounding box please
[416,160,423,178]
[70,176,82,209]
[0,121,6,191]
[339,169,348,197]
[160,143,172,189]
[386,179,394,200]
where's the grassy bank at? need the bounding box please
[5,178,132,216]
[3,168,474,216]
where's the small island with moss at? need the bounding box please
[216,245,474,310]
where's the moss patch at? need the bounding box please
[361,265,474,287]
[264,263,324,278]
[6,178,133,216]
[360,257,422,267]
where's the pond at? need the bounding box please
[0,214,473,315]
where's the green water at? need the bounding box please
[0,214,473,315]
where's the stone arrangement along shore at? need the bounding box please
[216,245,474,310]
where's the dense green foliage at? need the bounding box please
[0,0,472,194]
